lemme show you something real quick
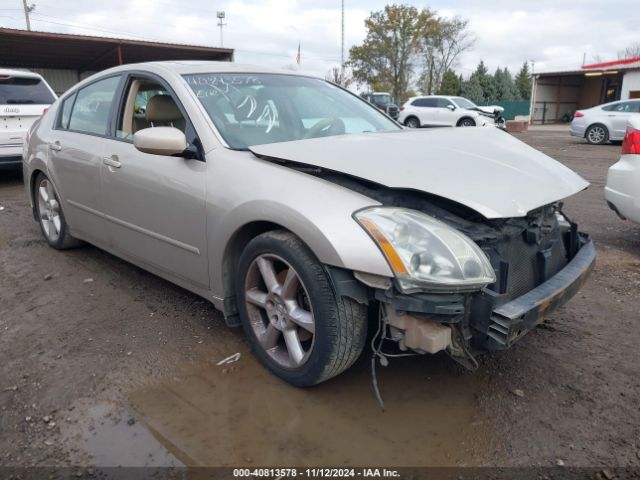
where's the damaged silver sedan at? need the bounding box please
[23,62,596,386]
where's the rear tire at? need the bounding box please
[235,230,367,387]
[585,124,609,145]
[404,116,420,128]
[33,172,82,250]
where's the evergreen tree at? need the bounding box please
[493,67,520,100]
[515,62,532,100]
[437,69,460,95]
[469,60,497,101]
[460,76,483,102]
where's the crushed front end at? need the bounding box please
[351,191,596,367]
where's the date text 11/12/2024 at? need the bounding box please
[232,468,401,478]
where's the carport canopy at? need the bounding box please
[0,27,234,72]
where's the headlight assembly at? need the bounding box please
[355,207,496,293]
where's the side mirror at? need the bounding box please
[446,104,456,111]
[133,126,187,156]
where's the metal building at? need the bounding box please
[0,28,234,95]
[530,57,640,124]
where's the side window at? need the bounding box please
[436,98,454,108]
[115,78,187,142]
[603,102,635,112]
[68,76,121,135]
[57,92,76,130]
[413,98,437,108]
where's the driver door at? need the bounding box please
[100,74,209,289]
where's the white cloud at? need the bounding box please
[1,0,636,81]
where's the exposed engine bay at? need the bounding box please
[303,170,594,370]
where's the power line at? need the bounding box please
[29,12,152,39]
[2,10,342,66]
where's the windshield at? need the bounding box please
[371,94,391,106]
[183,73,400,149]
[0,75,55,105]
[451,97,477,109]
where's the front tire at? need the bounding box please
[236,230,367,387]
[585,124,609,145]
[457,117,476,127]
[33,173,81,249]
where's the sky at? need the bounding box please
[0,0,637,80]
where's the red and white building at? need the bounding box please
[531,57,640,124]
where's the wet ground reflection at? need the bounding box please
[115,349,490,467]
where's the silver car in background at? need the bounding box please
[571,99,640,145]
[23,61,595,386]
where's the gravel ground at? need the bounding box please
[0,127,638,469]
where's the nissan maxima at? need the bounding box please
[23,61,596,386]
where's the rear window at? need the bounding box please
[0,75,55,105]
[412,98,437,107]
[602,101,640,113]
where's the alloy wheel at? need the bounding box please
[244,253,315,369]
[37,178,61,242]
[587,126,606,144]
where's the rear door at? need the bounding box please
[47,75,123,244]
[0,74,56,160]
[603,101,639,139]
[412,98,438,126]
[100,73,209,289]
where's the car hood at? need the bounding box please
[249,128,589,219]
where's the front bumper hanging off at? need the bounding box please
[481,239,596,349]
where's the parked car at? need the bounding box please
[571,99,640,145]
[1,68,56,169]
[605,117,640,223]
[361,92,399,120]
[23,62,595,386]
[398,95,496,128]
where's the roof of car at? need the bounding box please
[410,95,456,99]
[0,67,43,79]
[104,61,307,77]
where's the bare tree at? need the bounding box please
[325,66,354,88]
[421,16,474,95]
[349,5,436,101]
[618,42,640,59]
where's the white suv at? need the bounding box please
[398,95,495,128]
[1,68,56,169]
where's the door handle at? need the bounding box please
[49,142,62,151]
[102,155,122,169]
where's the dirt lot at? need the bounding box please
[1,127,639,469]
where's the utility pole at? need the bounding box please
[22,0,35,31]
[340,0,345,76]
[216,11,226,48]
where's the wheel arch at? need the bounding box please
[404,115,420,127]
[456,116,476,127]
[585,122,609,137]
[29,168,47,221]
[213,203,391,325]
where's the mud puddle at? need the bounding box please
[72,347,491,467]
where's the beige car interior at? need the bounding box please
[118,79,186,139]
